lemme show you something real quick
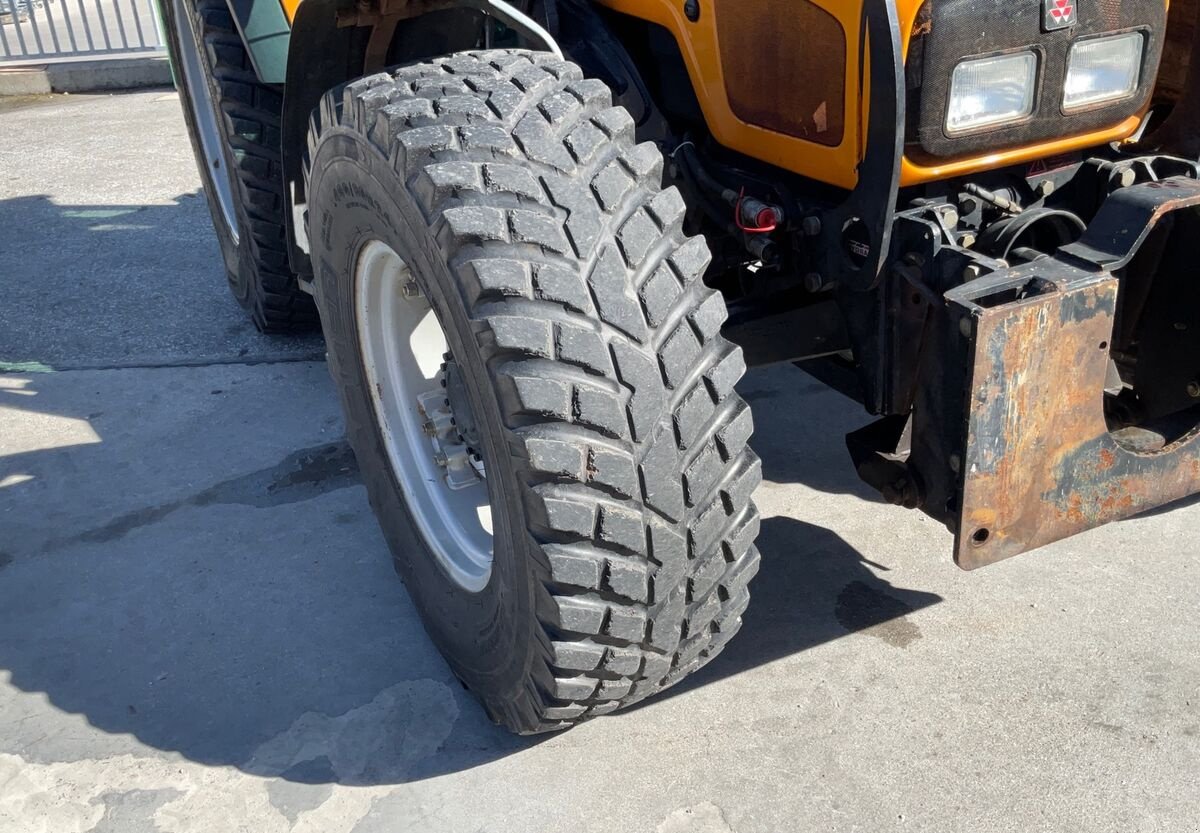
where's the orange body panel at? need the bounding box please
[594,0,1146,188]
[279,0,1146,187]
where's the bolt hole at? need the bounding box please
[970,527,991,547]
[1099,341,1109,350]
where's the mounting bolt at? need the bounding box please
[683,0,700,22]
[802,216,823,237]
[963,263,985,282]
[403,280,421,298]
[939,206,960,228]
[804,272,824,293]
[433,451,449,467]
[1036,179,1056,198]
[1188,381,1200,399]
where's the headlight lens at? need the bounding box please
[947,52,1038,134]
[1064,32,1144,111]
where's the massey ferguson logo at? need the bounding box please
[1044,0,1077,31]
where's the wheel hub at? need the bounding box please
[417,359,485,491]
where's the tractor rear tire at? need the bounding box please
[305,51,761,733]
[163,0,318,333]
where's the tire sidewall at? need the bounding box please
[308,130,541,703]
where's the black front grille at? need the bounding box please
[906,0,1167,160]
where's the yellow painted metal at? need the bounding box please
[280,0,1147,187]
[594,0,1145,188]
[596,0,894,190]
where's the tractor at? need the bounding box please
[160,0,1200,732]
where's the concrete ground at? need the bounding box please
[1,90,1198,833]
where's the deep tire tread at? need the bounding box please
[307,50,760,733]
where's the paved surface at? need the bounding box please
[1,91,1199,833]
[0,90,321,369]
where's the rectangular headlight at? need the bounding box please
[947,52,1038,134]
[1064,32,1144,111]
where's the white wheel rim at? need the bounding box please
[173,0,239,244]
[354,240,494,593]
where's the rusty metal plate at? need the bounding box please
[951,270,1200,568]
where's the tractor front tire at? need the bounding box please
[305,51,761,733]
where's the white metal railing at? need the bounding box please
[0,0,164,63]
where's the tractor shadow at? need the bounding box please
[0,361,942,788]
[0,192,323,370]
[737,362,889,502]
